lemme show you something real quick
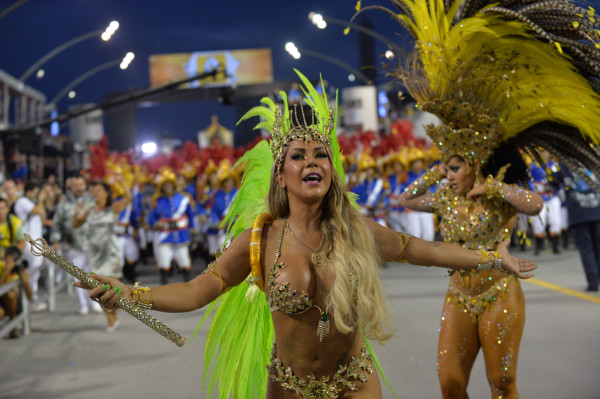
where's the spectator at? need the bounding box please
[13,181,47,312]
[73,181,128,331]
[0,198,25,251]
[50,176,99,315]
[0,246,32,338]
[0,179,19,210]
[561,166,600,291]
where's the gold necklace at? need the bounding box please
[283,219,326,267]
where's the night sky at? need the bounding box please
[0,0,410,147]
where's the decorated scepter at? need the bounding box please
[24,234,186,347]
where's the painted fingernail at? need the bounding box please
[113,286,122,295]
[72,282,76,286]
[103,284,111,291]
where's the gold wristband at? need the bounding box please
[129,282,153,310]
[476,250,503,271]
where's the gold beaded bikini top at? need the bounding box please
[250,213,352,341]
[435,183,513,250]
[266,219,314,315]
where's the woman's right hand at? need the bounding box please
[437,163,447,178]
[74,275,131,311]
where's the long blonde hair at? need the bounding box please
[267,145,393,344]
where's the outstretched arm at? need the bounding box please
[396,165,443,212]
[467,178,543,215]
[365,218,536,278]
[399,165,443,200]
[77,228,252,313]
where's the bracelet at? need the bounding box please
[129,282,153,310]
[475,249,503,271]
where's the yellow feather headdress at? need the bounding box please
[353,0,600,184]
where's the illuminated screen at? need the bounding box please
[149,48,273,88]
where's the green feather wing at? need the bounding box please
[192,140,275,399]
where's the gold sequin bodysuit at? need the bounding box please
[433,183,519,321]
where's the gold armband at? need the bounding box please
[475,250,503,271]
[129,282,152,310]
[203,261,231,293]
[393,232,413,263]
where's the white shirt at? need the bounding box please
[14,196,43,239]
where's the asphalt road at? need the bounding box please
[1,245,599,399]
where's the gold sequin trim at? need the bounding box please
[446,275,516,323]
[267,343,374,398]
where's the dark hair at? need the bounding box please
[289,103,317,129]
[92,182,113,207]
[4,245,21,260]
[24,181,40,195]
[481,141,530,185]
[0,197,8,207]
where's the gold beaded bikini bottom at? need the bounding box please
[267,343,374,398]
[446,275,517,323]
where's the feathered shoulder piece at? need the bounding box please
[353,0,600,185]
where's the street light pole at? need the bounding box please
[50,52,134,106]
[285,43,371,85]
[309,12,405,57]
[19,21,119,82]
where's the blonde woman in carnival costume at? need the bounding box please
[353,0,600,397]
[76,71,537,398]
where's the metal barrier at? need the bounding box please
[36,260,73,312]
[0,279,30,338]
[0,261,73,338]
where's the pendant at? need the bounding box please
[311,251,326,268]
[316,311,330,342]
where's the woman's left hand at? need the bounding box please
[496,240,537,279]
[466,183,486,200]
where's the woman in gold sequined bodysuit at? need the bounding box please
[399,142,543,399]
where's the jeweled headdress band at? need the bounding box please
[271,103,334,170]
[422,101,503,173]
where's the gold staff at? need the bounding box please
[24,234,186,347]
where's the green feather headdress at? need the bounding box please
[353,0,600,186]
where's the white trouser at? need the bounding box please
[207,231,226,257]
[561,206,569,231]
[531,196,562,236]
[24,241,44,302]
[117,235,140,265]
[387,210,407,233]
[405,211,435,241]
[157,243,191,269]
[138,227,148,250]
[66,248,95,310]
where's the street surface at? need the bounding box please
[1,246,599,399]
